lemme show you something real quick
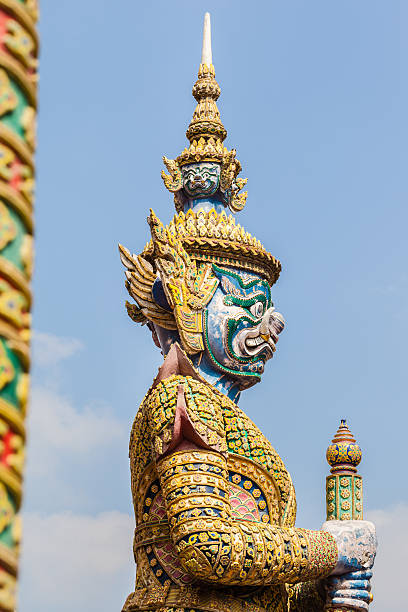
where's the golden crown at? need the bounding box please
[142,209,281,287]
[120,208,281,354]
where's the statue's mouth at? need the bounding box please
[189,180,208,192]
[245,333,277,353]
[233,327,276,360]
[233,310,284,361]
[243,332,277,357]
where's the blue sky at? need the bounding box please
[19,1,406,610]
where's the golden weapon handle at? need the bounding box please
[326,420,363,522]
[326,420,363,521]
[325,420,368,612]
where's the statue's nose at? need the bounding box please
[260,308,285,339]
[259,309,272,339]
[270,311,285,335]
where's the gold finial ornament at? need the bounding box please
[326,419,362,473]
[326,420,363,521]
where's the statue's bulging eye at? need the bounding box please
[250,302,264,318]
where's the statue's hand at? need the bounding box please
[322,521,376,610]
[322,520,377,575]
[326,570,373,610]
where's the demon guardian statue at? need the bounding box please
[119,14,376,612]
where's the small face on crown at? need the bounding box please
[181,162,220,198]
[203,265,285,386]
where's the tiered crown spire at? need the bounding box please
[161,13,248,213]
[183,13,227,153]
[174,13,237,169]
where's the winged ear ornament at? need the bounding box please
[118,243,177,331]
[161,156,183,193]
[148,209,218,354]
[219,150,247,213]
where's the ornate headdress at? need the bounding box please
[161,13,247,214]
[120,14,281,355]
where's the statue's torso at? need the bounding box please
[123,374,301,611]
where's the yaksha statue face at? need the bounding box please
[149,147,284,391]
[181,162,220,198]
[204,265,285,379]
[119,206,284,397]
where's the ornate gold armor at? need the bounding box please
[122,351,337,612]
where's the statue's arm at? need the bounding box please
[156,448,338,586]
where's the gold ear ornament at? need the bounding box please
[160,156,183,193]
[147,210,218,354]
[118,243,177,331]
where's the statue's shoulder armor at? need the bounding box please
[130,374,227,480]
[148,374,226,451]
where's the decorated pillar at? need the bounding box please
[0,1,38,609]
[325,421,375,611]
[326,420,363,522]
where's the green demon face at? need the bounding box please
[203,265,285,387]
[182,162,220,198]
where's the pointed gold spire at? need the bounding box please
[184,12,227,151]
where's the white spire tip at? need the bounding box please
[201,12,212,66]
